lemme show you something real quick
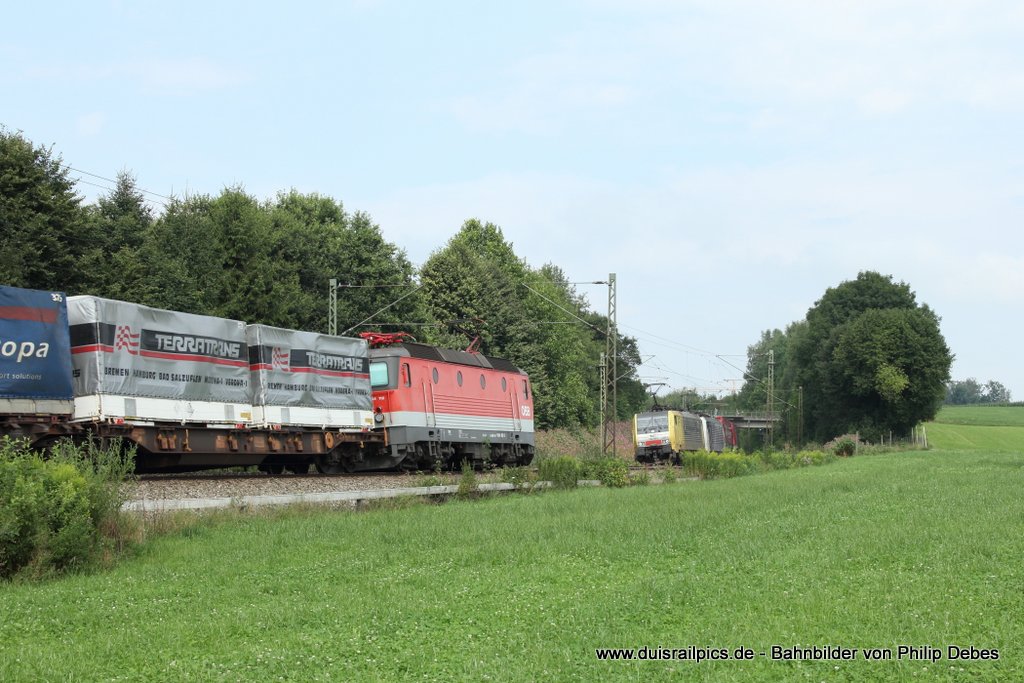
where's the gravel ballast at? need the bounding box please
[128,471,490,503]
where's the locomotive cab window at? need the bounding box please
[401,362,411,387]
[636,413,668,434]
[369,362,389,388]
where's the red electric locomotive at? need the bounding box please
[362,335,535,471]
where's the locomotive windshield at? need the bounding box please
[636,413,669,433]
[369,361,390,388]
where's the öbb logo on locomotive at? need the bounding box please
[1,284,535,474]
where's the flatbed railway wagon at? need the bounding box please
[0,285,75,442]
[0,285,382,473]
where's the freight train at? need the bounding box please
[0,285,534,473]
[632,409,737,463]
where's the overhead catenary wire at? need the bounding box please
[547,268,769,394]
[340,283,426,336]
[618,323,722,358]
[72,177,120,194]
[714,353,800,411]
[335,283,413,288]
[66,165,176,204]
[333,272,755,398]
[644,357,732,394]
[616,332,746,392]
[518,282,607,337]
[524,275,746,395]
[344,274,761,401]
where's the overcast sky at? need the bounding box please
[5,1,1022,399]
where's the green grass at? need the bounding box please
[2,450,1021,681]
[930,405,1024,451]
[935,405,1024,427]
[926,423,1024,452]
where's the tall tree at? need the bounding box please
[125,189,302,324]
[95,170,153,244]
[946,378,984,405]
[827,307,951,437]
[81,171,154,300]
[520,266,594,427]
[790,272,952,441]
[0,128,93,293]
[419,220,614,429]
[267,191,420,334]
[418,227,520,352]
[737,322,807,443]
[737,328,790,412]
[983,380,1012,404]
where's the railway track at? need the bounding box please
[136,469,412,483]
[129,461,668,505]
[139,462,655,483]
[129,468,499,504]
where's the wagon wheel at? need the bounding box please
[315,451,353,474]
[315,453,342,474]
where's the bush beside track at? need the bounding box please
[0,438,135,579]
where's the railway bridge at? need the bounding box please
[720,412,781,429]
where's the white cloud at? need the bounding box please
[447,0,1024,141]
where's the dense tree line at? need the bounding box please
[0,128,645,430]
[737,272,953,444]
[945,378,1012,405]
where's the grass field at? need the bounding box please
[935,405,1024,427]
[2,450,1021,681]
[928,405,1024,452]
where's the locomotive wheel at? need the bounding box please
[414,443,438,470]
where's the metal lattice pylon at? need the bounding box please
[328,278,338,336]
[602,273,617,455]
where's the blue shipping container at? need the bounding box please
[0,285,73,400]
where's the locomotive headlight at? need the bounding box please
[374,408,384,423]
